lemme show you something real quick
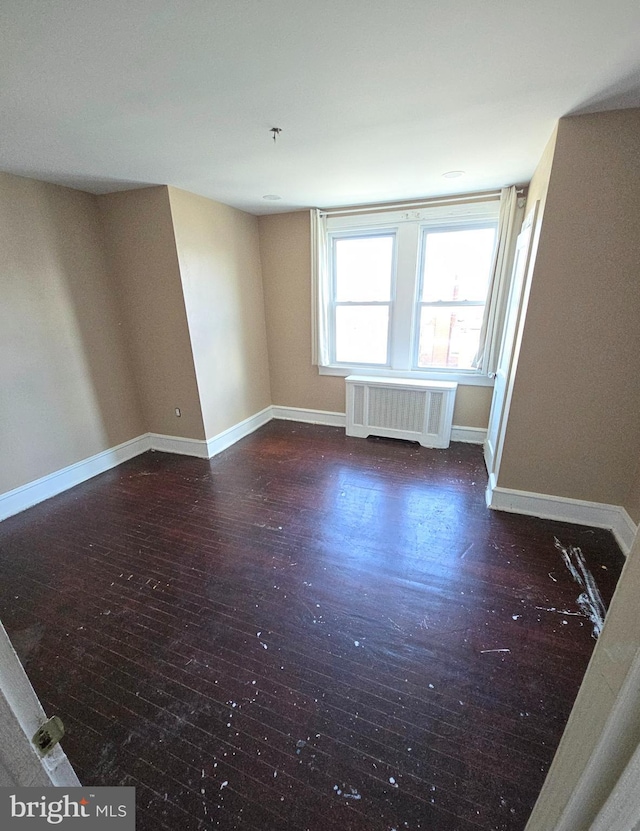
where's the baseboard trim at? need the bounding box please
[14,411,630,560]
[0,434,151,522]
[149,433,210,459]
[616,508,638,556]
[149,408,274,460]
[0,407,277,522]
[271,407,484,444]
[451,426,486,444]
[271,406,346,427]
[205,406,273,458]
[487,479,637,555]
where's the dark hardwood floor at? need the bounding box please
[0,421,625,831]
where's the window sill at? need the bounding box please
[318,365,495,387]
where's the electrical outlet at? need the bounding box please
[175,407,181,417]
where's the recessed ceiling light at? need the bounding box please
[442,170,465,179]
[263,194,282,200]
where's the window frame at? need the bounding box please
[320,200,501,386]
[329,228,398,369]
[412,220,499,372]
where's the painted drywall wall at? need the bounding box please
[99,187,206,440]
[167,187,272,439]
[259,211,344,412]
[452,386,493,429]
[0,173,144,494]
[623,461,640,524]
[526,528,640,830]
[258,210,493,426]
[524,125,557,220]
[498,109,640,506]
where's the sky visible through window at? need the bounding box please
[335,236,393,301]
[421,227,495,302]
[334,236,393,364]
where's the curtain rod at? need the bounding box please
[319,188,525,218]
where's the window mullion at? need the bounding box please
[389,223,419,370]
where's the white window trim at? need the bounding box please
[316,197,502,384]
[317,364,495,386]
[328,227,398,369]
[412,219,498,373]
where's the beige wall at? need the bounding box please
[258,210,493,425]
[624,461,640,524]
[3,178,274,499]
[0,173,144,493]
[99,187,205,440]
[259,211,345,412]
[508,114,640,825]
[167,188,272,439]
[453,386,492,429]
[498,109,640,506]
[524,125,557,219]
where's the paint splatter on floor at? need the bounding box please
[555,538,607,637]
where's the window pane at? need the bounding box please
[335,236,393,301]
[416,305,485,369]
[335,305,389,364]
[421,227,496,302]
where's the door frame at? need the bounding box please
[0,618,80,786]
[485,200,540,492]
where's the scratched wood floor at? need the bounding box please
[0,421,625,831]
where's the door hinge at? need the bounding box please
[32,716,65,756]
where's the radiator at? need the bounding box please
[345,375,457,449]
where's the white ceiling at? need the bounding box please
[2,1,640,215]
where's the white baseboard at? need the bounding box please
[14,409,630,562]
[615,509,638,556]
[271,406,346,427]
[486,477,638,555]
[451,425,486,444]
[271,407,485,445]
[149,433,210,459]
[0,434,151,522]
[0,407,277,522]
[205,406,273,458]
[151,408,274,460]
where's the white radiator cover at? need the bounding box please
[345,375,458,449]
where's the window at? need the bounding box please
[333,234,394,365]
[415,225,497,369]
[315,196,505,382]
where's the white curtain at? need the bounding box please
[310,209,331,366]
[472,186,525,376]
